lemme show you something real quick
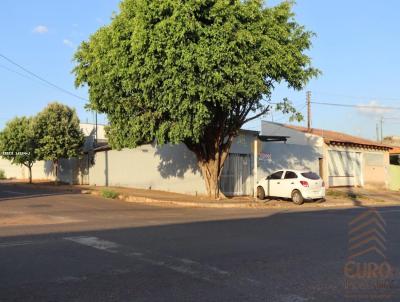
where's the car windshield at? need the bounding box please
[301,172,320,180]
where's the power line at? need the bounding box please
[311,101,400,111]
[0,63,36,81]
[0,53,88,102]
[313,91,400,102]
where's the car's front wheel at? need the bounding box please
[291,190,304,205]
[257,186,265,200]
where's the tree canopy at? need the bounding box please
[34,102,85,181]
[74,0,319,197]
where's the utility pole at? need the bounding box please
[380,117,383,143]
[306,91,311,131]
[376,123,380,142]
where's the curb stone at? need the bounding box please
[85,189,400,209]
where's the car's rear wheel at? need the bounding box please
[257,186,265,200]
[291,190,304,205]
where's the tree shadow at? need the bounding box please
[155,143,200,179]
[1,205,399,301]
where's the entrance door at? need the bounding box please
[220,153,252,196]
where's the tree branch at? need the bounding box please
[243,105,271,124]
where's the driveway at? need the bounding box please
[1,183,400,301]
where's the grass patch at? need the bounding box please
[0,169,5,179]
[326,189,365,200]
[101,189,119,199]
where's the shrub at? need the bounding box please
[0,169,5,179]
[101,189,118,199]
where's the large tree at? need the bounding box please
[34,102,85,183]
[74,0,319,198]
[0,117,37,183]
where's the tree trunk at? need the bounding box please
[28,165,32,184]
[196,148,230,199]
[53,160,59,185]
[185,123,234,199]
[198,159,220,199]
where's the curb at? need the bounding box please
[88,190,257,208]
[85,189,400,209]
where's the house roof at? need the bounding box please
[284,124,392,151]
[390,147,400,154]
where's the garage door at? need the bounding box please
[220,153,252,196]
[328,150,362,187]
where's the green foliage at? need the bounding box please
[0,116,37,168]
[73,0,319,197]
[274,98,304,122]
[74,0,319,150]
[0,169,5,179]
[34,102,85,162]
[101,189,119,199]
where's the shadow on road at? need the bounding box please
[0,202,399,301]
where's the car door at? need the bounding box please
[267,171,284,197]
[282,170,299,198]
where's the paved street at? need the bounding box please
[1,183,400,302]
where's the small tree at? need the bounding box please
[34,102,85,183]
[74,0,319,198]
[0,117,37,183]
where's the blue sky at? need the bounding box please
[0,0,399,140]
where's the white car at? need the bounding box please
[256,170,325,205]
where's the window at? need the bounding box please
[390,155,400,166]
[301,172,320,180]
[268,171,283,180]
[284,171,298,179]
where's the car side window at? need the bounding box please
[284,171,298,179]
[269,171,283,180]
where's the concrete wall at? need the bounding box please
[89,132,258,196]
[0,157,89,185]
[0,158,54,181]
[389,165,400,191]
[89,143,206,195]
[363,151,390,189]
[259,121,323,179]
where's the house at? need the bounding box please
[260,121,392,189]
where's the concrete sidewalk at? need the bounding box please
[2,180,400,209]
[332,186,400,204]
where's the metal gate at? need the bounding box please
[220,153,252,196]
[328,150,362,187]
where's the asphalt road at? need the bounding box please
[1,183,400,302]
